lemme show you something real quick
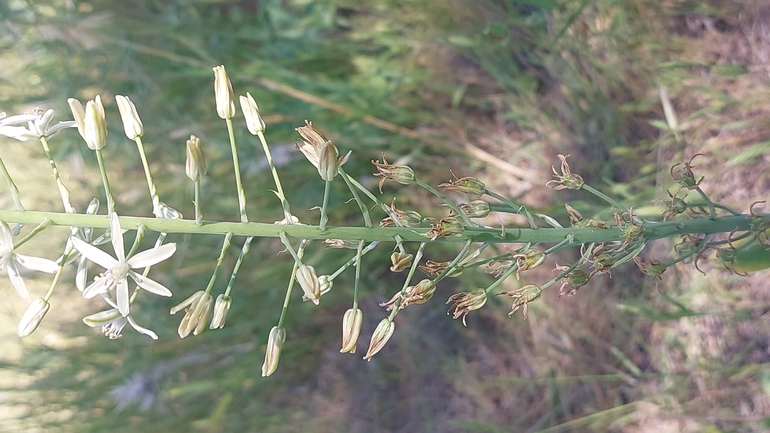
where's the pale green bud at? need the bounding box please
[115,95,143,139]
[84,95,106,150]
[209,294,232,329]
[340,308,363,354]
[213,65,235,119]
[239,92,266,134]
[18,298,50,337]
[170,290,213,338]
[296,265,320,305]
[185,135,207,181]
[363,318,395,361]
[67,98,86,141]
[262,326,286,377]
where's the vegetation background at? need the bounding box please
[1,0,770,431]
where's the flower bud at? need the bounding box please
[295,120,348,181]
[185,135,207,181]
[67,98,86,141]
[296,265,320,305]
[239,92,266,134]
[84,95,107,150]
[317,141,340,181]
[115,95,143,139]
[209,294,232,329]
[213,65,235,119]
[170,290,213,338]
[340,308,363,354]
[18,298,50,337]
[262,326,286,377]
[363,318,395,361]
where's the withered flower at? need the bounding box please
[565,204,607,229]
[498,285,541,319]
[379,199,423,227]
[455,200,490,218]
[546,154,584,190]
[420,260,463,278]
[660,190,687,221]
[426,216,465,241]
[670,153,704,191]
[372,153,414,193]
[554,263,593,297]
[324,239,358,249]
[634,256,667,285]
[446,288,487,326]
[438,174,486,197]
[614,208,644,248]
[363,318,395,361]
[512,249,546,280]
[485,259,513,278]
[296,120,350,181]
[380,279,437,311]
[389,251,413,272]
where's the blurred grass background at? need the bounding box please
[2,0,770,432]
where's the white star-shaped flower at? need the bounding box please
[0,220,59,300]
[71,213,176,316]
[83,307,158,340]
[0,109,75,141]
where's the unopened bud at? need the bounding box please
[84,95,106,150]
[185,135,207,181]
[262,326,286,377]
[18,298,50,337]
[318,141,340,181]
[363,318,395,361]
[296,265,320,305]
[213,65,235,119]
[209,294,232,329]
[115,95,143,139]
[170,290,213,338]
[239,92,266,134]
[340,308,363,353]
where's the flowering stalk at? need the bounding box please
[38,136,76,214]
[0,156,24,213]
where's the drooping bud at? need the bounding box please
[363,318,395,361]
[185,135,207,181]
[239,92,266,134]
[170,290,213,338]
[296,265,321,305]
[262,326,286,377]
[209,294,232,329]
[213,65,235,119]
[115,95,144,139]
[84,95,106,150]
[340,308,363,354]
[18,298,50,337]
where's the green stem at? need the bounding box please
[226,118,248,223]
[320,180,331,231]
[339,167,372,228]
[0,155,24,211]
[194,180,202,226]
[434,239,472,284]
[94,148,116,215]
[414,178,473,226]
[256,131,292,222]
[353,239,364,308]
[38,137,75,213]
[695,186,717,220]
[277,239,308,328]
[44,243,76,301]
[133,136,160,212]
[399,242,427,293]
[14,218,51,248]
[484,189,537,228]
[581,184,626,211]
[1,210,761,245]
[328,241,379,280]
[224,236,253,297]
[206,232,234,294]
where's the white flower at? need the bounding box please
[83,308,158,340]
[0,109,75,141]
[0,220,59,300]
[71,213,176,316]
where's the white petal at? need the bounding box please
[0,113,38,126]
[15,253,59,274]
[116,278,130,316]
[76,256,87,291]
[127,316,158,340]
[82,276,111,299]
[82,308,121,327]
[7,261,30,300]
[129,271,172,297]
[110,213,125,261]
[0,220,13,248]
[0,125,32,141]
[127,243,176,269]
[70,237,119,270]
